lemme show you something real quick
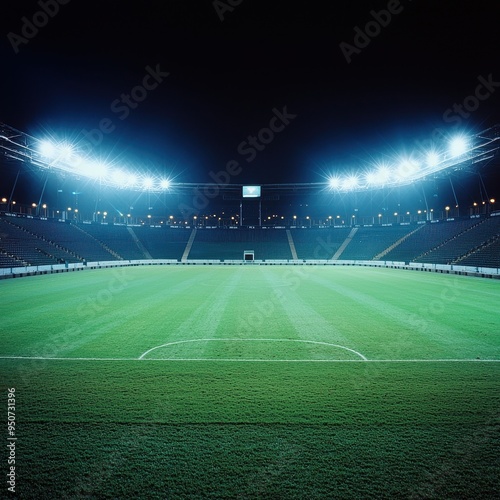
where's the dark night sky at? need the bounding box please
[1,0,499,218]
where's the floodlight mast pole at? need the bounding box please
[449,178,459,216]
[478,173,490,205]
[37,173,49,216]
[421,185,430,221]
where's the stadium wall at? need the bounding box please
[0,259,499,280]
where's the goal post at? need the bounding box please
[243,250,254,261]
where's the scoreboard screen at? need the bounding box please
[242,186,261,198]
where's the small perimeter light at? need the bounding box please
[160,179,171,189]
[143,177,154,189]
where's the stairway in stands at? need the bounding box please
[127,227,152,259]
[415,218,489,263]
[374,224,425,261]
[331,227,358,260]
[71,224,123,260]
[1,217,82,265]
[181,228,198,261]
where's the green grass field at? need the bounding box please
[1,265,499,499]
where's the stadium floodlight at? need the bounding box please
[126,174,138,187]
[328,177,341,189]
[111,169,127,185]
[160,179,171,189]
[143,177,154,189]
[365,171,379,185]
[449,136,468,157]
[375,165,391,184]
[38,140,57,159]
[342,175,359,190]
[58,143,74,162]
[75,160,107,179]
[366,166,391,186]
[426,151,440,168]
[396,159,419,180]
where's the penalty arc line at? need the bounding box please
[138,338,369,361]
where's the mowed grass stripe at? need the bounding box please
[256,266,364,359]
[3,359,499,425]
[307,270,463,358]
[1,266,218,357]
[304,268,500,360]
[1,265,500,361]
[143,267,245,359]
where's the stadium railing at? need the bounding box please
[1,258,498,280]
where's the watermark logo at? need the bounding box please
[443,74,500,124]
[7,0,72,54]
[339,0,410,64]
[413,73,499,154]
[78,64,170,157]
[179,106,296,219]
[213,0,244,22]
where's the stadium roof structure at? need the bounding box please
[1,122,499,196]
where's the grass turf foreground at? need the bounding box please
[1,265,499,498]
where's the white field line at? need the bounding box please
[1,356,499,363]
[138,338,368,361]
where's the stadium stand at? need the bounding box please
[0,214,499,268]
[76,223,144,260]
[418,216,500,264]
[10,217,116,262]
[290,227,351,259]
[383,218,481,263]
[0,217,80,266]
[189,228,292,260]
[132,226,192,260]
[339,225,416,261]
[0,252,22,268]
[459,236,500,268]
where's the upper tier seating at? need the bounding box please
[419,216,500,264]
[291,228,351,259]
[77,223,144,260]
[384,218,480,263]
[189,228,292,260]
[0,217,80,266]
[459,237,500,268]
[12,217,115,262]
[0,214,499,268]
[132,226,192,260]
[340,225,415,260]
